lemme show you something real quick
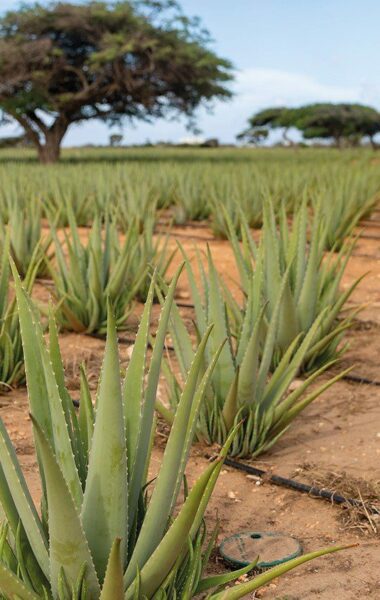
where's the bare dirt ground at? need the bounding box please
[4,217,380,599]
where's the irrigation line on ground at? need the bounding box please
[343,373,380,387]
[357,233,380,241]
[89,332,137,346]
[352,252,380,259]
[222,458,380,515]
[88,332,176,354]
[165,231,215,242]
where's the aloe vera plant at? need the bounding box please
[115,179,159,234]
[48,207,152,334]
[115,202,176,304]
[160,248,349,457]
[0,147,378,232]
[0,234,38,390]
[3,199,53,278]
[44,171,102,227]
[209,171,266,238]
[49,203,175,332]
[171,168,210,224]
[313,168,380,250]
[0,265,352,599]
[134,225,176,304]
[227,201,362,372]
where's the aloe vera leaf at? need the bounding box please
[256,266,293,397]
[237,305,266,408]
[78,365,95,460]
[12,263,83,508]
[221,368,240,431]
[209,545,354,599]
[124,460,221,599]
[81,303,128,582]
[272,366,353,435]
[127,265,183,533]
[0,561,39,600]
[196,559,258,594]
[125,326,214,586]
[10,261,53,443]
[205,247,235,399]
[48,311,85,480]
[122,272,156,517]
[0,420,48,577]
[32,417,100,598]
[100,538,124,600]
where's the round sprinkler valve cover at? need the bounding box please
[219,531,302,569]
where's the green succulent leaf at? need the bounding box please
[100,538,124,600]
[31,417,100,598]
[0,561,40,600]
[81,302,128,582]
[209,545,354,599]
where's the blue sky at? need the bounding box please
[1,0,380,145]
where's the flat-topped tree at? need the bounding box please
[294,103,380,148]
[239,103,380,148]
[238,106,296,145]
[0,1,233,163]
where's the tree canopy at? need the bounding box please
[239,103,380,147]
[0,1,233,162]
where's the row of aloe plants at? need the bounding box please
[0,184,362,460]
[1,199,174,336]
[0,150,379,246]
[0,200,173,390]
[226,201,362,371]
[47,206,174,334]
[0,199,360,430]
[157,200,361,457]
[0,263,353,599]
[158,249,352,457]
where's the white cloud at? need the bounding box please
[188,68,367,143]
[235,68,360,108]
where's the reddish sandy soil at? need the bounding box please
[4,217,380,599]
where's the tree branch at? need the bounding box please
[5,110,42,148]
[26,110,49,135]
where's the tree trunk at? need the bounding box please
[37,135,62,164]
[7,111,68,163]
[36,120,68,164]
[282,128,293,146]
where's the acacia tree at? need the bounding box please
[295,103,380,148]
[236,126,268,146]
[0,1,233,163]
[238,107,296,145]
[239,103,380,148]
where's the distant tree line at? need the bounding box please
[238,104,380,148]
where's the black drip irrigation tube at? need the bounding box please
[343,373,380,387]
[88,331,176,351]
[175,301,194,309]
[358,233,380,241]
[352,252,380,259]
[89,332,137,346]
[165,231,215,242]
[223,458,380,515]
